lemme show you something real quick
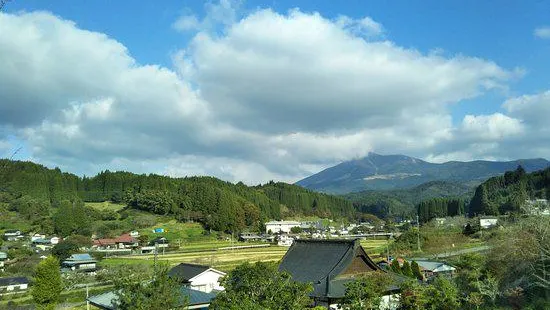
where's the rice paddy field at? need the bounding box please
[100,238,390,272]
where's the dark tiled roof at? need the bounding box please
[168,263,210,282]
[0,277,29,286]
[87,286,217,309]
[278,239,382,299]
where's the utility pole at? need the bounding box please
[153,242,158,272]
[416,214,421,252]
[86,284,90,310]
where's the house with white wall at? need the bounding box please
[168,263,226,293]
[0,277,29,294]
[265,221,300,234]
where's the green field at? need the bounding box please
[100,239,389,272]
[85,201,126,211]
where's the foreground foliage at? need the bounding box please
[113,265,185,310]
[210,262,312,310]
[32,256,62,310]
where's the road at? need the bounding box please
[410,245,491,260]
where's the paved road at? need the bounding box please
[410,245,491,260]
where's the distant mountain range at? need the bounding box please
[296,153,550,194]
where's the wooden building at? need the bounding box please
[278,239,400,309]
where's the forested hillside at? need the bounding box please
[469,165,550,216]
[0,159,353,234]
[345,181,473,219]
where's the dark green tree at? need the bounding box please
[411,261,423,281]
[51,240,80,262]
[210,262,312,310]
[340,272,392,310]
[425,276,460,310]
[32,256,62,310]
[401,260,414,278]
[114,265,185,310]
[390,259,402,274]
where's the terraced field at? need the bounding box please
[101,239,390,272]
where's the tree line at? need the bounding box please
[469,165,550,216]
[0,159,354,233]
[417,198,465,223]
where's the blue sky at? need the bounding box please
[1,0,550,183]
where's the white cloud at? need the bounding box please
[173,15,200,31]
[336,15,384,37]
[503,91,550,126]
[184,9,512,133]
[1,6,546,185]
[461,113,524,140]
[534,26,550,39]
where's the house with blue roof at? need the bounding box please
[87,286,217,310]
[61,253,97,272]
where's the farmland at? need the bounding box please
[100,238,390,272]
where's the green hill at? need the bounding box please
[344,180,474,219]
[469,165,550,216]
[0,159,353,235]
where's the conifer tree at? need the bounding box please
[32,256,62,310]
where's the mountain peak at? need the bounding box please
[296,155,549,194]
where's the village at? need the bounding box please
[0,215,506,309]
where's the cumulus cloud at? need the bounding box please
[461,113,524,140]
[0,5,544,184]
[534,26,550,39]
[183,9,511,134]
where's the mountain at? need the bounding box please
[296,152,550,194]
[345,180,474,219]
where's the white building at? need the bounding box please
[168,263,226,293]
[265,221,300,234]
[0,277,29,294]
[277,235,294,247]
[480,217,498,229]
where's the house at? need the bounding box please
[87,286,217,310]
[92,233,138,251]
[61,253,97,272]
[277,234,294,247]
[415,261,456,279]
[265,220,300,234]
[278,239,400,309]
[32,236,61,251]
[149,237,169,248]
[0,252,7,271]
[0,277,29,294]
[480,217,498,229]
[31,233,46,242]
[130,231,139,237]
[3,230,22,241]
[238,233,262,242]
[168,263,226,293]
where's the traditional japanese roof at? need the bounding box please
[87,286,217,309]
[265,220,301,225]
[168,263,225,282]
[63,253,97,265]
[0,277,29,287]
[278,239,384,299]
[93,233,137,246]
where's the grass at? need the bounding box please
[137,220,215,244]
[85,201,126,211]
